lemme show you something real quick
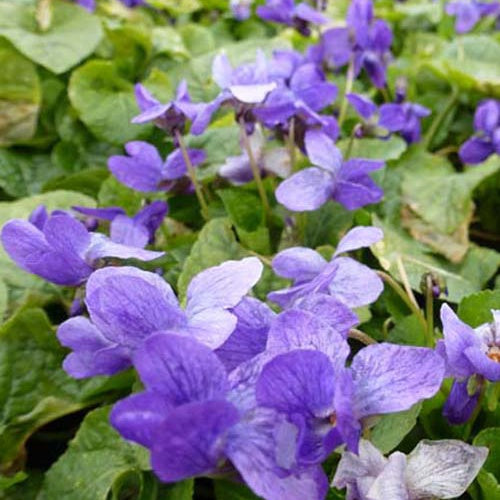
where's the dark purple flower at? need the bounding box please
[219,127,291,184]
[254,60,338,132]
[268,226,384,310]
[256,341,444,460]
[110,334,329,499]
[437,305,500,424]
[378,102,431,143]
[191,51,277,134]
[459,99,500,164]
[56,258,263,377]
[132,81,204,135]
[1,210,163,287]
[257,0,327,36]
[320,0,392,88]
[108,141,206,193]
[73,201,168,247]
[347,92,431,143]
[333,438,487,500]
[446,1,500,33]
[275,130,384,212]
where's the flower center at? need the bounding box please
[487,346,500,363]
[329,413,337,426]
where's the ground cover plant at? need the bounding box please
[0,0,499,498]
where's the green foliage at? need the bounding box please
[458,290,500,327]
[39,407,149,500]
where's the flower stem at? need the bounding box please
[175,130,209,221]
[287,117,296,170]
[376,270,427,332]
[239,119,271,217]
[463,382,486,442]
[349,328,377,345]
[425,274,435,347]
[344,124,360,160]
[396,256,419,308]
[423,86,459,150]
[337,58,355,128]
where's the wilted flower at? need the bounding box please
[56,258,263,377]
[446,1,500,33]
[459,98,500,164]
[257,0,327,36]
[1,209,163,287]
[275,130,384,212]
[319,0,393,88]
[268,226,384,309]
[333,438,488,499]
[438,305,500,423]
[110,333,328,500]
[108,141,206,193]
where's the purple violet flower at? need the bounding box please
[132,81,204,135]
[268,226,384,310]
[73,201,168,248]
[459,99,500,164]
[56,258,263,377]
[257,0,327,36]
[219,127,291,185]
[1,210,163,287]
[438,305,500,424]
[256,341,445,459]
[110,333,329,500]
[347,92,431,143]
[191,51,277,135]
[74,0,95,10]
[231,0,253,19]
[333,438,488,500]
[446,1,500,33]
[108,141,206,193]
[275,130,384,212]
[254,59,338,132]
[320,0,393,88]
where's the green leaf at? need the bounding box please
[401,153,499,235]
[0,472,43,500]
[337,135,407,161]
[476,470,500,500]
[0,40,40,145]
[372,215,500,303]
[177,218,247,300]
[218,188,271,254]
[152,26,189,59]
[458,290,500,328]
[441,35,500,97]
[474,428,500,480]
[303,201,353,248]
[0,190,95,294]
[0,150,61,198]
[0,309,128,469]
[42,168,109,199]
[0,471,27,491]
[387,314,426,346]
[370,403,422,454]
[0,0,103,74]
[40,407,149,500]
[178,24,216,57]
[69,60,152,145]
[214,480,261,500]
[98,176,143,216]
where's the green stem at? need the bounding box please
[345,125,359,160]
[425,274,435,347]
[349,328,377,345]
[239,119,271,217]
[337,58,355,128]
[463,382,486,442]
[377,270,427,332]
[175,130,209,221]
[423,86,459,150]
